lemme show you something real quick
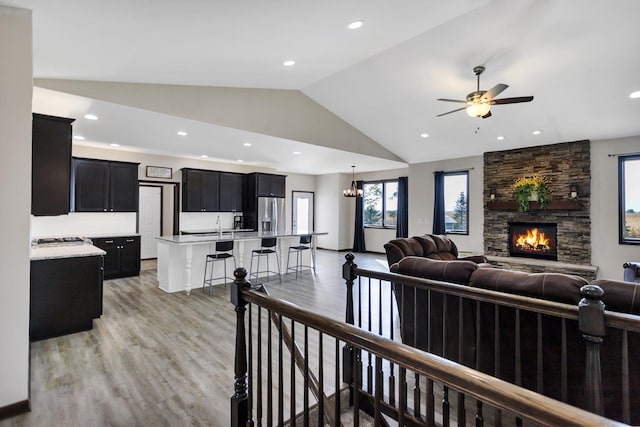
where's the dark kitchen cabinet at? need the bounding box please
[92,236,141,279]
[72,158,139,212]
[252,173,286,198]
[219,172,244,212]
[182,168,220,212]
[31,113,75,216]
[30,255,103,341]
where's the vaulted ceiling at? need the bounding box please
[6,0,640,174]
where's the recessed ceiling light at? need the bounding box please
[177,131,188,136]
[347,20,364,30]
[237,159,244,163]
[630,91,640,99]
[532,130,542,135]
[243,142,252,147]
[200,154,208,158]
[73,135,85,141]
[84,114,98,120]
[109,143,120,147]
[497,136,505,140]
[283,60,296,67]
[293,151,301,155]
[420,133,429,138]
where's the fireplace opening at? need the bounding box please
[508,222,558,261]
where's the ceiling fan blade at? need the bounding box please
[490,96,534,105]
[436,106,467,117]
[481,110,492,119]
[437,98,467,103]
[482,83,508,100]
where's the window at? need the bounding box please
[444,171,469,234]
[620,155,640,244]
[363,180,398,228]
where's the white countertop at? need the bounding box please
[180,228,254,234]
[157,230,327,245]
[30,244,107,261]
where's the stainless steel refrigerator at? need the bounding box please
[257,197,285,234]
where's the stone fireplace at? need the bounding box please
[484,140,591,266]
[508,222,558,261]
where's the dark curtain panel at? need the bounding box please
[396,176,408,238]
[433,171,446,234]
[353,180,366,252]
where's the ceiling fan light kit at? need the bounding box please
[437,65,533,118]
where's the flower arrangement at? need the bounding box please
[511,175,551,211]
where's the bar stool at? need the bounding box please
[249,237,281,284]
[203,240,236,294]
[286,235,314,278]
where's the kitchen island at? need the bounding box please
[30,242,106,341]
[156,231,327,294]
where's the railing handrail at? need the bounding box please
[355,266,640,333]
[240,285,625,427]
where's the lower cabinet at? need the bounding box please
[30,255,104,341]
[93,236,141,279]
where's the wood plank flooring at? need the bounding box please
[1,250,388,427]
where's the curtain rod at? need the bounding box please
[433,167,475,174]
[608,152,640,157]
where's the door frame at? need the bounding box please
[137,180,180,235]
[291,190,315,233]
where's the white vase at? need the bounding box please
[528,191,538,202]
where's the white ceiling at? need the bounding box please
[5,0,640,174]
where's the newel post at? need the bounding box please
[578,284,605,415]
[230,267,252,427]
[342,253,358,390]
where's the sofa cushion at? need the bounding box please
[591,279,640,314]
[468,268,588,305]
[414,234,459,260]
[391,256,478,285]
[384,237,424,266]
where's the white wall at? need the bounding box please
[0,5,31,410]
[315,173,352,250]
[408,156,485,254]
[591,136,640,279]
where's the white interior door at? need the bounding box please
[292,191,314,233]
[139,186,162,259]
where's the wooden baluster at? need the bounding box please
[561,317,567,403]
[426,379,435,426]
[578,284,605,415]
[334,339,340,425]
[458,297,466,426]
[388,283,396,407]
[342,253,357,402]
[278,314,284,426]
[399,367,407,426]
[303,325,309,427]
[442,386,450,427]
[256,305,262,425]
[290,320,296,426]
[267,309,273,427]
[231,267,252,427]
[374,355,383,426]
[622,330,630,424]
[317,332,324,427]
[494,305,502,427]
[353,348,361,426]
[475,400,484,427]
[248,304,254,424]
[367,280,373,394]
[475,301,483,427]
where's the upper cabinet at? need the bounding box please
[182,168,220,212]
[31,113,75,216]
[219,172,244,212]
[72,158,139,212]
[251,173,286,198]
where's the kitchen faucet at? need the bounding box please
[216,215,222,236]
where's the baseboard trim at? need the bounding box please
[0,399,30,421]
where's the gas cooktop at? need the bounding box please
[34,237,89,247]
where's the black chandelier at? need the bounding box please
[343,165,362,197]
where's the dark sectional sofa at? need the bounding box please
[383,234,640,424]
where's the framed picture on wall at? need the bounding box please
[145,166,172,179]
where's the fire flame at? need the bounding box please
[515,228,550,251]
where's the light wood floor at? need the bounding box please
[1,250,388,427]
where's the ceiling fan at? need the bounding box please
[436,66,533,118]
